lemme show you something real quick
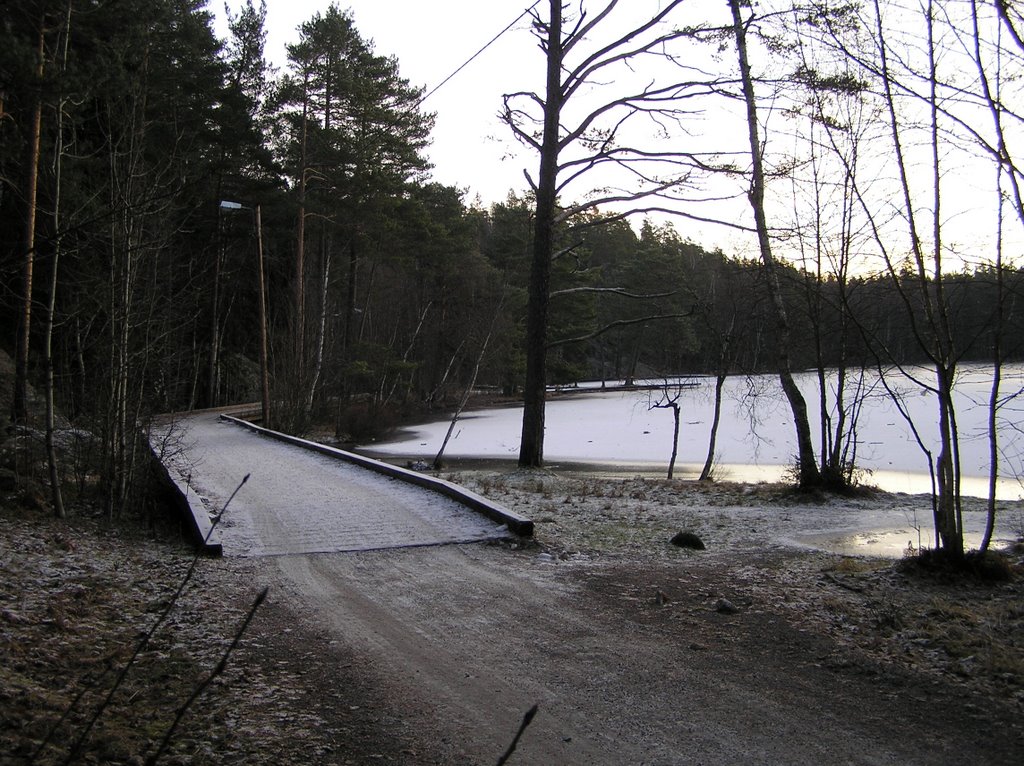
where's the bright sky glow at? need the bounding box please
[212,0,1023,270]
[212,0,752,252]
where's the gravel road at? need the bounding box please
[259,540,1021,765]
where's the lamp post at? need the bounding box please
[220,200,271,426]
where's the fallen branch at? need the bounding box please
[824,572,866,593]
[496,704,539,766]
[434,293,504,469]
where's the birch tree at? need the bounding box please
[728,0,822,488]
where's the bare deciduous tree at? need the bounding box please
[648,376,696,479]
[504,0,723,467]
[728,0,822,488]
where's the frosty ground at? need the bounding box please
[3,468,1023,764]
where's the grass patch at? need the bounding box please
[899,548,1017,582]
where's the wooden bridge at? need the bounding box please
[151,412,532,556]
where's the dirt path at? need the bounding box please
[257,539,1022,765]
[5,463,1021,764]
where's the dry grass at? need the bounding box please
[0,505,301,765]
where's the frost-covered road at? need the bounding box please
[163,414,509,556]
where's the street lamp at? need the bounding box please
[220,200,271,426]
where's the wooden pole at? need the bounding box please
[255,205,271,426]
[13,19,46,424]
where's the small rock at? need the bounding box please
[670,531,706,550]
[715,598,739,614]
[653,589,670,606]
[537,552,555,562]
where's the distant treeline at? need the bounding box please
[482,216,1024,386]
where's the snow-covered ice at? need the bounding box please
[366,365,1024,500]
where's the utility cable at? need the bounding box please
[417,0,542,106]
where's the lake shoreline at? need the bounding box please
[354,368,1024,502]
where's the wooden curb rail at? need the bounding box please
[219,415,535,538]
[150,446,224,556]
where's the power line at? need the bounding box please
[417,1,542,106]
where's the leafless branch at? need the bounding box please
[550,286,676,299]
[551,240,585,261]
[145,587,269,766]
[51,475,251,766]
[548,312,691,349]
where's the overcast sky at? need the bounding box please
[211,0,754,254]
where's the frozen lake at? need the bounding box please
[365,364,1024,500]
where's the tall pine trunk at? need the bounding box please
[12,19,46,426]
[295,72,309,368]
